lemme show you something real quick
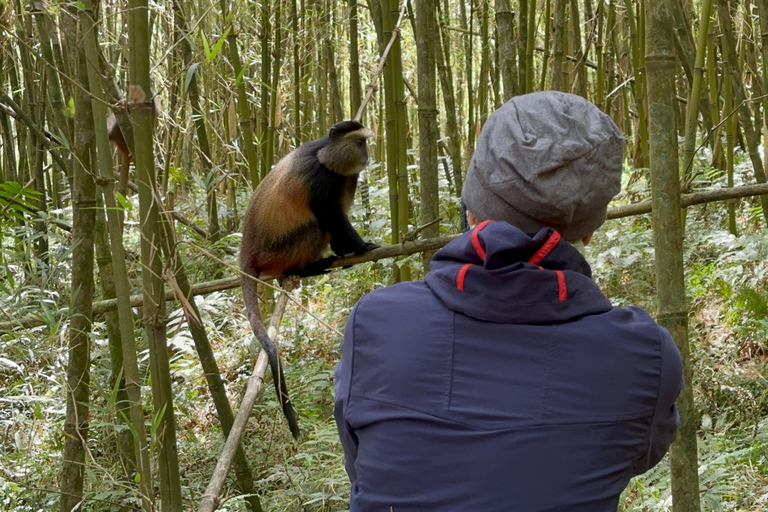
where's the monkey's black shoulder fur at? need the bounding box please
[294,139,372,260]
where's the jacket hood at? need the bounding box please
[425,221,612,324]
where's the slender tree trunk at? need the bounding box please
[719,0,768,222]
[221,0,260,187]
[626,0,649,166]
[495,0,517,100]
[60,37,95,512]
[129,0,184,507]
[327,1,344,123]
[553,0,567,90]
[79,3,155,507]
[519,0,529,92]
[392,0,411,281]
[265,0,282,169]
[596,0,606,106]
[540,0,553,89]
[645,0,702,508]
[93,203,137,473]
[526,0,537,92]
[260,0,272,178]
[681,0,712,179]
[31,0,71,163]
[571,0,587,97]
[415,0,440,269]
[479,1,490,126]
[349,0,362,118]
[461,0,476,157]
[378,0,400,252]
[437,1,464,189]
[671,0,714,132]
[708,22,724,168]
[724,40,738,235]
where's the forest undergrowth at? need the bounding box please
[2,155,768,511]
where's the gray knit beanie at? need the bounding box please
[462,91,624,242]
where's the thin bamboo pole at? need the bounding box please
[719,0,768,223]
[221,0,260,187]
[79,2,154,507]
[526,0,536,92]
[724,43,738,235]
[682,0,713,178]
[129,0,183,506]
[645,0,701,506]
[198,279,296,512]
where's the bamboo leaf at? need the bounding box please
[201,32,211,60]
[184,62,201,96]
[116,191,132,212]
[208,27,231,62]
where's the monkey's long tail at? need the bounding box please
[241,273,301,440]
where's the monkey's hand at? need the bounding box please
[355,242,379,255]
[286,256,338,278]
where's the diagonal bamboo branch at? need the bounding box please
[354,0,407,121]
[197,279,296,512]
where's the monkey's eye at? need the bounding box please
[357,139,364,147]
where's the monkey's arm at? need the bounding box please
[309,172,378,256]
[325,212,378,256]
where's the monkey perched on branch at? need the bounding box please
[107,95,160,191]
[239,120,378,439]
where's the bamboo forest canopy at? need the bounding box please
[2,0,768,510]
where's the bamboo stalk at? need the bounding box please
[259,0,272,178]
[59,18,95,511]
[540,0,552,90]
[354,0,407,121]
[495,0,517,100]
[79,3,154,507]
[349,0,363,118]
[552,0,567,91]
[596,0,606,106]
[624,0,649,166]
[719,0,768,223]
[645,0,701,505]
[415,0,440,268]
[437,0,464,189]
[526,0,537,92]
[391,0,411,281]
[129,0,183,506]
[681,0,713,178]
[221,0,260,187]
[725,43,738,235]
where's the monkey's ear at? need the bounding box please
[328,126,339,141]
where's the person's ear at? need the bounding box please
[467,211,478,228]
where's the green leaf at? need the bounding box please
[235,65,247,86]
[207,27,231,63]
[201,32,211,60]
[184,62,201,96]
[116,191,132,212]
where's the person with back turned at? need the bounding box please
[334,91,684,511]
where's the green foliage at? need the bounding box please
[0,181,41,224]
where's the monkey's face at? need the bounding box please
[339,129,374,175]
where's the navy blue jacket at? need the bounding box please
[334,221,683,512]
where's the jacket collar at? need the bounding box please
[425,221,612,324]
